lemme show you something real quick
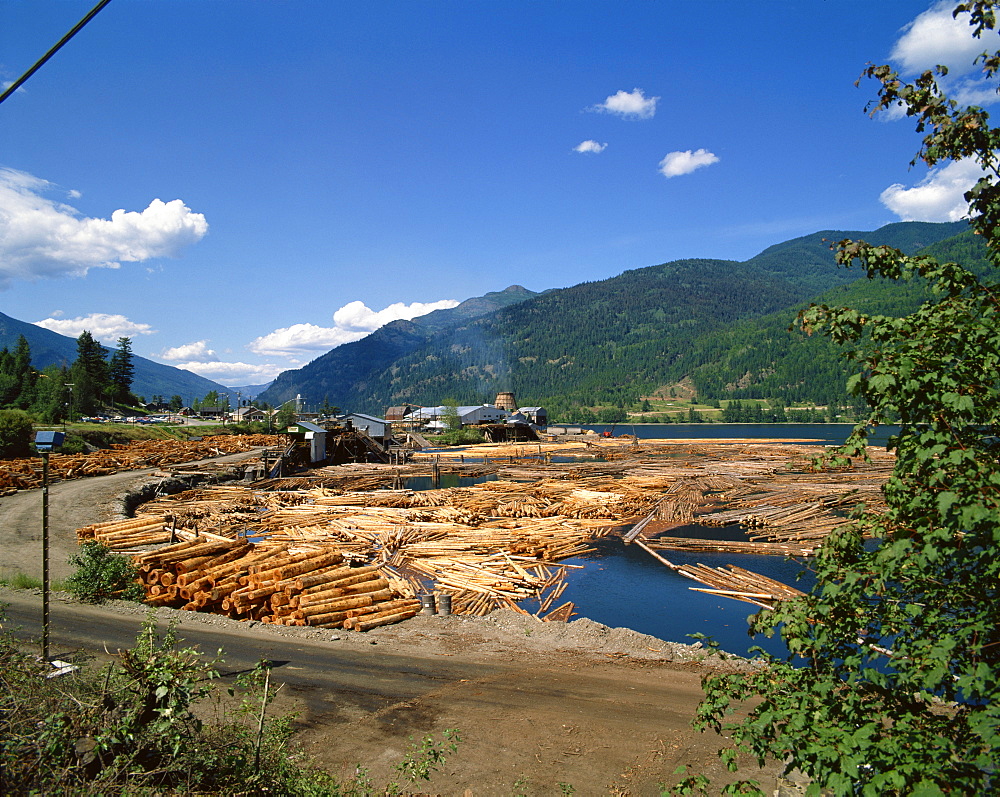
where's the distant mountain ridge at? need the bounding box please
[257,220,969,416]
[258,285,538,408]
[0,311,237,404]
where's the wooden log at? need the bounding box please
[299,578,389,606]
[293,564,360,591]
[297,573,384,603]
[295,589,395,617]
[176,544,254,584]
[272,551,344,580]
[305,609,352,626]
[352,607,419,631]
[344,599,419,621]
[541,601,575,622]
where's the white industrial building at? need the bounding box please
[339,412,391,439]
[405,404,510,427]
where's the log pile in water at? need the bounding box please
[646,536,816,557]
[74,437,895,627]
[677,563,806,609]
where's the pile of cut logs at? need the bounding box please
[0,434,279,493]
[129,532,420,630]
[71,436,897,627]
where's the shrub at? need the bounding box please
[428,428,487,446]
[65,542,144,603]
[0,610,459,794]
[0,408,33,458]
[58,434,88,455]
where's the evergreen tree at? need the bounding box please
[70,331,110,416]
[107,337,135,405]
[0,409,33,458]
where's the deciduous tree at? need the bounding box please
[684,4,1000,794]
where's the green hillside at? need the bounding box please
[255,220,975,419]
[258,285,538,407]
[682,229,992,405]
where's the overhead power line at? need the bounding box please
[0,0,114,107]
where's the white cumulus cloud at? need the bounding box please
[880,158,983,221]
[883,2,1000,116]
[589,88,658,119]
[658,149,719,178]
[248,298,460,357]
[892,1,999,75]
[157,340,289,385]
[574,140,607,154]
[0,167,208,289]
[33,312,155,342]
[160,340,218,362]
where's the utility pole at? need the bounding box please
[63,383,74,430]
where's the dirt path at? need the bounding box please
[2,588,780,795]
[0,449,262,581]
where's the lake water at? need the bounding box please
[581,422,899,448]
[557,533,814,659]
[409,424,891,658]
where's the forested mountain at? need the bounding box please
[258,285,538,407]
[681,229,992,404]
[0,311,236,404]
[257,220,971,417]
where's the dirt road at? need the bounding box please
[0,449,261,581]
[2,588,779,795]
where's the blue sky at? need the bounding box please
[1,1,997,387]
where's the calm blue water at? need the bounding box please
[419,424,889,658]
[583,422,899,448]
[556,535,814,659]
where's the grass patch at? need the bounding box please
[0,572,70,591]
[0,572,42,590]
[425,428,487,446]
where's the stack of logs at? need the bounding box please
[132,534,419,630]
[0,434,279,494]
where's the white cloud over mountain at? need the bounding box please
[590,88,658,119]
[160,340,218,361]
[880,158,981,221]
[33,312,155,342]
[248,299,459,357]
[658,149,719,178]
[882,2,1000,120]
[173,359,283,385]
[0,167,208,288]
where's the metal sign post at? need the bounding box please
[41,449,50,662]
[34,431,64,662]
